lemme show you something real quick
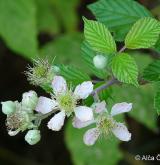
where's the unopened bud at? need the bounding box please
[93,55,107,69]
[1,101,16,115]
[25,130,41,145]
[22,91,38,111]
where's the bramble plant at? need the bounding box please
[1,0,160,157]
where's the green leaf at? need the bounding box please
[154,36,160,53]
[81,41,108,79]
[36,0,60,34]
[0,0,38,59]
[111,54,156,130]
[125,18,160,49]
[65,120,122,165]
[154,86,160,115]
[143,60,160,82]
[40,33,85,69]
[83,18,116,54]
[50,0,79,32]
[88,0,152,41]
[57,64,90,86]
[111,53,138,86]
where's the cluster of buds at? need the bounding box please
[1,91,41,145]
[1,59,132,146]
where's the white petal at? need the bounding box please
[8,130,20,136]
[72,117,95,129]
[47,111,65,131]
[35,96,57,114]
[74,81,93,99]
[83,128,100,146]
[74,106,93,122]
[94,101,106,113]
[112,122,131,141]
[52,76,67,95]
[111,102,132,116]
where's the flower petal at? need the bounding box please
[47,111,65,131]
[8,130,20,136]
[111,102,132,116]
[74,81,93,99]
[83,128,100,146]
[35,96,57,114]
[94,101,106,113]
[112,122,131,141]
[72,117,95,129]
[74,106,93,122]
[52,76,67,95]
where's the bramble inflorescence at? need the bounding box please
[1,58,132,146]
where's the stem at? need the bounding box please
[91,78,119,96]
[119,46,126,53]
[93,91,100,102]
[36,108,58,121]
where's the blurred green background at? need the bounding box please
[0,0,160,165]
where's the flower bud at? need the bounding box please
[25,59,55,86]
[52,65,60,74]
[22,91,38,111]
[93,55,107,69]
[25,130,41,145]
[1,101,16,115]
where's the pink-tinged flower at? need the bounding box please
[36,76,94,131]
[73,101,132,146]
[35,96,58,114]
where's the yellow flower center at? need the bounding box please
[97,115,115,135]
[57,91,76,115]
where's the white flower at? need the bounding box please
[47,76,94,131]
[73,101,132,146]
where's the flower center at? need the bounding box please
[6,110,30,131]
[34,65,48,78]
[58,91,76,114]
[97,115,114,135]
[25,59,54,86]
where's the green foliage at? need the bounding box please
[40,33,84,68]
[0,0,38,59]
[57,64,90,86]
[125,18,160,49]
[154,36,160,53]
[88,0,152,41]
[111,54,156,130]
[111,53,138,86]
[143,60,160,82]
[50,0,79,32]
[154,86,160,115]
[81,41,108,79]
[36,0,60,34]
[85,82,113,106]
[83,18,116,54]
[65,120,122,165]
[112,84,157,130]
